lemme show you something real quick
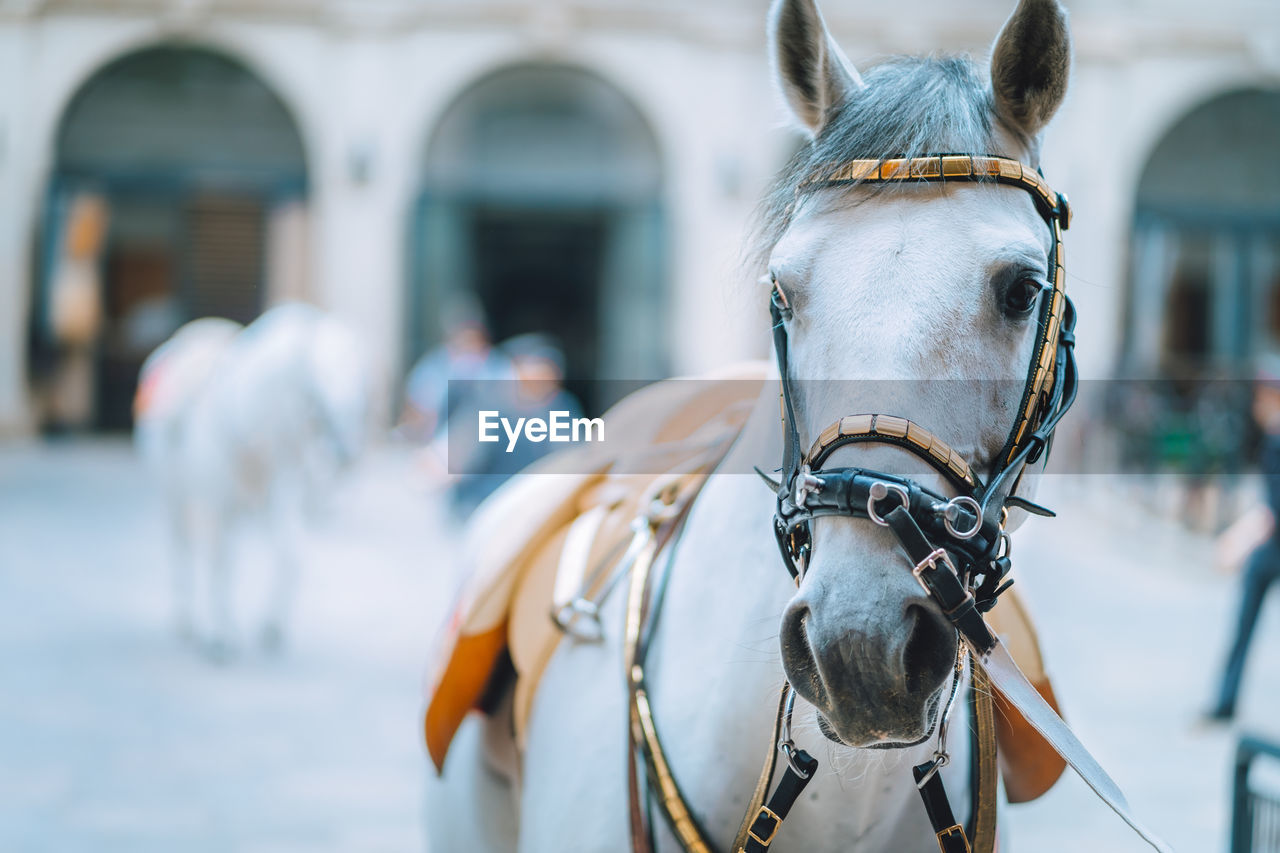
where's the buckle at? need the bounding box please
[911,547,957,594]
[936,824,971,852]
[551,598,603,643]
[747,806,782,846]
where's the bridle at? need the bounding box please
[620,154,1170,853]
[768,153,1076,605]
[752,153,1077,851]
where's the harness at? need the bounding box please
[613,154,1171,853]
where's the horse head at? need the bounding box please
[765,0,1071,748]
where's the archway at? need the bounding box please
[32,45,309,431]
[1125,89,1280,375]
[409,64,666,412]
[1117,89,1280,479]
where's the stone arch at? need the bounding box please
[31,44,311,430]
[1123,88,1280,374]
[408,61,667,411]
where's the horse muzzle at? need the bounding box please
[780,589,958,748]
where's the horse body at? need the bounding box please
[136,303,371,658]
[426,0,1074,848]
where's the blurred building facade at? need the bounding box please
[1,0,1278,434]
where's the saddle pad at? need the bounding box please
[424,365,768,770]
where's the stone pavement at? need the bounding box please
[0,440,457,853]
[2,443,1279,852]
[1002,477,1280,853]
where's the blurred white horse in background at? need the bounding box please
[136,304,372,659]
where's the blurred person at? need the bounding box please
[41,193,108,432]
[135,303,371,660]
[446,333,582,519]
[400,300,510,444]
[1205,359,1280,721]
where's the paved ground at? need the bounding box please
[0,440,455,853]
[2,442,1280,852]
[1003,477,1280,852]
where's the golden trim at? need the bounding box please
[634,689,713,853]
[906,421,931,449]
[874,415,909,438]
[816,421,840,450]
[970,665,999,853]
[911,158,941,179]
[747,806,782,845]
[806,414,979,489]
[841,413,874,435]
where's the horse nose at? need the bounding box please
[780,592,957,734]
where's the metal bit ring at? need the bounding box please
[867,481,909,526]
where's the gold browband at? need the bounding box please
[799,154,1070,229]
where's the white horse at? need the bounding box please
[427,0,1075,848]
[136,303,371,659]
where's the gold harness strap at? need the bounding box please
[969,665,999,853]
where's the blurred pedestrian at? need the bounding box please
[1205,359,1280,721]
[42,193,108,432]
[447,334,582,519]
[400,301,510,444]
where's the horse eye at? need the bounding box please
[1002,278,1043,317]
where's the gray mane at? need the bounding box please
[755,55,1019,269]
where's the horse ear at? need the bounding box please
[769,0,864,137]
[990,0,1072,140]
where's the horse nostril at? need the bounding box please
[780,602,823,701]
[782,603,811,663]
[902,604,957,695]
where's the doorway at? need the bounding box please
[411,64,666,414]
[33,46,307,431]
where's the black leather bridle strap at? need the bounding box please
[737,748,819,853]
[770,287,803,489]
[913,758,973,853]
[883,505,996,657]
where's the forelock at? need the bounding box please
[754,55,1009,272]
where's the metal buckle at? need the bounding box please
[911,547,956,594]
[936,824,971,852]
[747,806,782,846]
[552,598,603,642]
